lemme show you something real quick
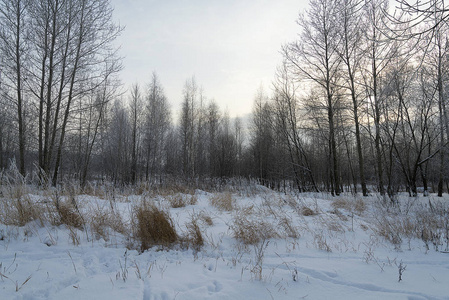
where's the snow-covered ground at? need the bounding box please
[1,188,448,299]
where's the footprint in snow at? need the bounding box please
[208,280,223,293]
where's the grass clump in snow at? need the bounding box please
[0,196,42,226]
[209,192,235,211]
[134,202,178,252]
[371,199,449,251]
[89,203,127,241]
[332,197,366,215]
[182,215,205,252]
[166,193,197,208]
[231,213,279,245]
[48,192,84,229]
[56,202,84,229]
[198,210,213,226]
[278,215,300,239]
[300,205,316,216]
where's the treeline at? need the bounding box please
[1,0,449,198]
[263,0,449,198]
[0,0,122,186]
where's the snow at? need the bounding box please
[1,190,449,300]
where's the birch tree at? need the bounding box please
[283,0,343,195]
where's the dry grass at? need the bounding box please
[184,216,204,251]
[209,192,235,211]
[300,205,316,216]
[56,202,84,229]
[314,233,332,252]
[166,194,197,208]
[0,176,44,227]
[354,198,367,214]
[332,197,352,211]
[3,178,449,258]
[0,196,42,226]
[332,197,366,215]
[414,204,449,251]
[231,214,279,245]
[320,215,345,233]
[374,215,404,248]
[198,210,213,226]
[369,198,449,251]
[134,202,178,252]
[89,204,127,241]
[82,182,107,198]
[278,215,300,239]
[149,183,195,197]
[46,192,84,229]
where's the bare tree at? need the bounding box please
[129,83,142,185]
[273,63,318,192]
[0,0,30,176]
[144,72,171,184]
[283,0,343,195]
[217,111,237,178]
[335,0,368,195]
[6,0,123,184]
[180,76,199,181]
[392,0,449,37]
[234,116,244,177]
[250,86,275,187]
[105,99,130,184]
[361,0,400,196]
[206,100,220,177]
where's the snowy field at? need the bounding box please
[1,185,449,300]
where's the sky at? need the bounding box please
[110,0,309,118]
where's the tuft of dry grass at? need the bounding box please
[332,197,366,215]
[354,198,367,214]
[166,194,197,208]
[209,192,235,211]
[301,205,316,216]
[332,197,351,211]
[198,210,213,226]
[184,216,204,251]
[42,191,84,229]
[374,216,403,248]
[89,204,127,241]
[278,215,300,239]
[149,183,195,198]
[0,196,42,226]
[56,202,84,229]
[134,203,178,252]
[231,214,279,245]
[314,233,332,252]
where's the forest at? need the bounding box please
[1,1,449,299]
[1,0,448,200]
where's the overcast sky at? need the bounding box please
[110,0,308,117]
